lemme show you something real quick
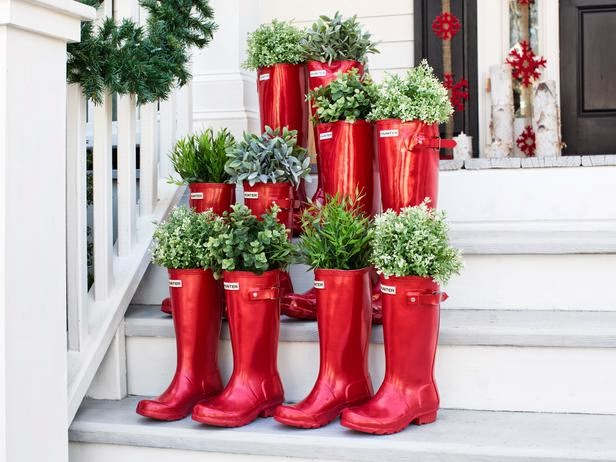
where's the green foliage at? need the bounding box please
[225,127,311,187]
[244,20,306,70]
[304,12,379,65]
[368,60,453,124]
[371,202,463,283]
[307,68,378,123]
[296,195,373,270]
[208,204,293,276]
[68,0,217,104]
[151,206,225,270]
[169,128,235,184]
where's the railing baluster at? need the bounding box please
[66,84,89,351]
[93,92,114,300]
[159,93,177,180]
[139,102,159,216]
[176,82,193,139]
[117,94,137,256]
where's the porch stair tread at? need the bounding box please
[69,397,616,462]
[125,304,616,348]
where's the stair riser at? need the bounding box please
[126,336,616,414]
[133,253,616,311]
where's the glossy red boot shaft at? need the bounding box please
[317,120,375,215]
[137,269,223,421]
[188,182,236,215]
[275,268,373,428]
[192,270,284,427]
[257,63,308,148]
[341,275,446,434]
[243,181,294,231]
[376,119,441,211]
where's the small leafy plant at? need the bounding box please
[151,206,225,270]
[308,68,378,123]
[304,12,379,65]
[169,128,235,184]
[244,20,306,70]
[208,204,293,275]
[225,127,311,187]
[297,195,373,270]
[371,202,462,283]
[368,60,453,124]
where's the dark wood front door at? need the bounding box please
[560,0,616,154]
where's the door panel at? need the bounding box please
[560,0,616,154]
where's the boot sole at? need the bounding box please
[341,410,438,435]
[192,400,282,428]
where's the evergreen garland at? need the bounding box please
[68,0,217,104]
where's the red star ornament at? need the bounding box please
[517,126,536,157]
[506,40,547,87]
[432,12,461,40]
[443,73,469,111]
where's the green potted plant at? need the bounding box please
[192,204,293,427]
[169,128,236,215]
[341,202,462,434]
[225,126,311,231]
[368,60,455,212]
[244,19,308,147]
[275,195,374,429]
[136,207,226,421]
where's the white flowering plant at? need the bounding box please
[368,60,453,124]
[244,20,306,70]
[371,202,462,283]
[151,206,225,271]
[207,203,293,275]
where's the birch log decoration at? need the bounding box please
[453,132,472,160]
[513,117,529,157]
[487,64,514,158]
[533,80,562,157]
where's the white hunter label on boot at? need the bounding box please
[380,285,397,295]
[169,280,183,288]
[190,192,203,200]
[314,280,325,289]
[379,129,399,138]
[259,73,270,81]
[244,191,259,199]
[309,69,327,78]
[224,282,240,291]
[319,132,333,141]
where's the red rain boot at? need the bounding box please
[192,270,284,427]
[274,268,373,428]
[341,275,447,435]
[160,183,235,315]
[137,269,223,420]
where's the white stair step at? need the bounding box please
[124,306,616,414]
[69,396,616,462]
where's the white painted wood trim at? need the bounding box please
[87,322,128,400]
[537,0,560,94]
[139,102,158,216]
[92,92,114,301]
[66,84,89,351]
[159,94,177,180]
[117,94,137,256]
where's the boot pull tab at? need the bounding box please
[417,136,457,151]
[406,291,448,306]
[249,287,280,301]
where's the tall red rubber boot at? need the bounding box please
[275,268,373,428]
[192,269,284,427]
[137,269,223,421]
[341,275,447,435]
[160,183,235,315]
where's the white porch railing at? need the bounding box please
[64,1,191,423]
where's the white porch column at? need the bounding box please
[0,1,95,461]
[191,0,261,138]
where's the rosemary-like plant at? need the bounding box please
[244,20,306,70]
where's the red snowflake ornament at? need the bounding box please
[443,73,469,111]
[517,126,536,157]
[432,13,461,40]
[506,40,547,87]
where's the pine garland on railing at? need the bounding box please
[67,0,217,104]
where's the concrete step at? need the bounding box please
[69,396,616,462]
[124,305,616,414]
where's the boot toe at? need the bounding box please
[273,404,320,427]
[136,399,187,421]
